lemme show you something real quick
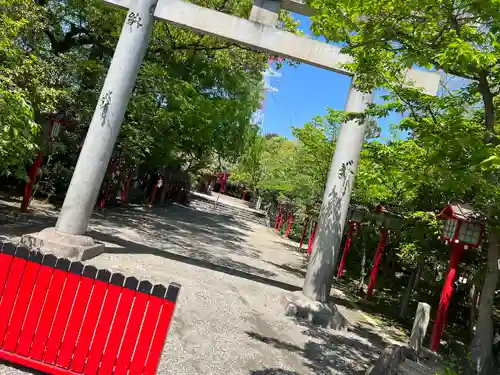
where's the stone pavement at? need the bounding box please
[0,195,405,375]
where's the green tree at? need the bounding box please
[309,0,500,371]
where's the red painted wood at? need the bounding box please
[128,294,164,374]
[21,151,43,212]
[143,301,176,375]
[0,255,28,342]
[100,162,117,209]
[149,183,159,208]
[29,267,69,361]
[0,349,73,375]
[277,213,284,232]
[274,207,280,229]
[122,170,134,202]
[42,272,81,364]
[69,278,109,373]
[0,250,179,375]
[307,222,317,255]
[98,287,136,374]
[298,218,309,250]
[56,274,95,368]
[0,251,14,298]
[16,263,54,357]
[83,283,122,375]
[367,228,389,298]
[285,215,293,237]
[2,256,42,351]
[113,290,150,374]
[430,243,464,352]
[337,222,356,278]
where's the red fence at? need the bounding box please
[0,242,180,375]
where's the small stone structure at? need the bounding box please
[281,291,350,330]
[365,345,442,375]
[365,302,442,375]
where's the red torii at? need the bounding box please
[21,116,73,213]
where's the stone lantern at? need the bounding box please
[337,204,369,278]
[430,202,485,352]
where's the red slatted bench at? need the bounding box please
[0,241,181,375]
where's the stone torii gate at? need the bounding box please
[22,0,440,303]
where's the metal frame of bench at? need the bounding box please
[0,242,180,374]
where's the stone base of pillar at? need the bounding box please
[20,227,104,261]
[281,291,350,330]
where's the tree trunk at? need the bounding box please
[413,260,423,293]
[358,244,367,292]
[400,269,416,319]
[469,280,480,341]
[159,167,168,205]
[470,229,499,374]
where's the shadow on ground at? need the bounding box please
[266,261,307,279]
[91,230,301,292]
[92,204,262,259]
[246,320,386,375]
[0,199,302,292]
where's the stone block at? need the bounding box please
[21,227,104,261]
[281,291,350,330]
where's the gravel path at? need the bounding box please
[0,195,395,375]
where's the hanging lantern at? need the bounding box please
[439,202,484,249]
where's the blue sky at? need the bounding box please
[260,14,404,140]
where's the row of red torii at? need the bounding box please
[274,201,484,352]
[20,116,190,212]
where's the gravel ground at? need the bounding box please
[0,195,397,375]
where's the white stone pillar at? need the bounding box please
[56,0,158,235]
[21,0,158,260]
[302,83,373,302]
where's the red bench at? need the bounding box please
[0,241,180,375]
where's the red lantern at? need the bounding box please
[439,203,484,248]
[430,203,485,352]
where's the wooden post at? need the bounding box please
[367,228,389,298]
[274,205,280,229]
[299,217,309,249]
[408,302,430,353]
[21,118,59,212]
[99,161,117,209]
[337,222,356,278]
[21,152,44,212]
[285,214,293,237]
[149,175,162,208]
[121,170,133,203]
[430,243,464,352]
[277,210,284,232]
[307,222,317,255]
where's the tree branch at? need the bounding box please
[478,71,496,141]
[44,25,109,55]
